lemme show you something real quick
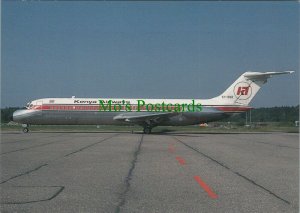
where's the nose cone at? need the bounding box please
[13,109,30,123]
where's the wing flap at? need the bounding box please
[113,112,176,125]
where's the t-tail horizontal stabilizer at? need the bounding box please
[212,71,294,106]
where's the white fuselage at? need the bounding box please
[13,98,250,126]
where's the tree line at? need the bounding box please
[223,105,299,123]
[1,107,22,123]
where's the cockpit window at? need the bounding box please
[26,102,33,109]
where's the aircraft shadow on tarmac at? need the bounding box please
[1,130,275,136]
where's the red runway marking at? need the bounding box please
[168,144,175,153]
[176,156,186,165]
[194,176,218,199]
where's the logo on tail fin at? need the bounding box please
[234,82,252,100]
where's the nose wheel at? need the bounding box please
[22,124,29,133]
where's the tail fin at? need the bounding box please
[212,71,294,106]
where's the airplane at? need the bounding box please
[13,71,294,134]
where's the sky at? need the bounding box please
[1,1,299,108]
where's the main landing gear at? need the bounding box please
[143,126,152,134]
[22,124,29,133]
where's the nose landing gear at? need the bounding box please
[22,124,29,133]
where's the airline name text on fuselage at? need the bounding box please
[73,99,131,104]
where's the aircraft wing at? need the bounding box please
[113,112,177,126]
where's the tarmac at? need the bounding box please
[0,131,299,212]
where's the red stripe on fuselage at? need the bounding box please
[215,106,252,112]
[29,104,252,112]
